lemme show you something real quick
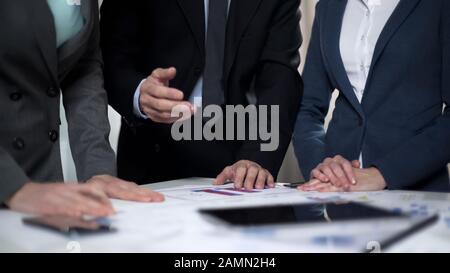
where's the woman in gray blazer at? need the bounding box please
[0,0,163,216]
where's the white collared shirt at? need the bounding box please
[340,0,400,103]
[340,0,400,165]
[133,0,231,118]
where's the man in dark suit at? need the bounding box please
[100,0,303,189]
[0,0,163,216]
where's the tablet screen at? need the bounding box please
[200,202,405,226]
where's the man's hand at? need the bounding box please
[214,160,276,190]
[139,67,195,123]
[310,155,361,191]
[299,167,387,192]
[5,182,115,217]
[87,175,164,203]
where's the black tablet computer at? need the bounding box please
[199,202,438,251]
[22,215,117,235]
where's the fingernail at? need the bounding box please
[352,179,356,185]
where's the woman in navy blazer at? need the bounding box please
[294,0,450,192]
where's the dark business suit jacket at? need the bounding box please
[100,0,303,184]
[294,0,450,192]
[0,0,116,203]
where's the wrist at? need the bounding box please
[369,167,387,189]
[4,182,35,208]
[87,175,113,187]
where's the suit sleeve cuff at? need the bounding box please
[371,158,407,190]
[0,157,30,205]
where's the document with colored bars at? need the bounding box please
[158,184,296,202]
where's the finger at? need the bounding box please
[106,186,146,202]
[318,164,340,186]
[323,157,333,164]
[147,85,184,101]
[214,166,233,185]
[338,159,357,185]
[311,168,329,182]
[147,96,191,114]
[254,170,268,190]
[127,184,165,202]
[117,179,165,201]
[107,178,166,203]
[78,184,113,209]
[170,103,196,121]
[329,162,347,187]
[143,107,183,124]
[244,165,260,190]
[233,165,248,189]
[317,184,344,193]
[298,179,323,191]
[66,192,114,217]
[175,105,197,122]
[131,187,165,202]
[267,173,275,188]
[300,181,330,192]
[304,180,344,192]
[99,178,151,202]
[298,179,320,191]
[149,191,165,202]
[151,67,177,85]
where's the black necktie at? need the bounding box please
[202,0,228,108]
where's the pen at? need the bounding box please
[276,182,304,188]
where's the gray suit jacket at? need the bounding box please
[0,0,116,203]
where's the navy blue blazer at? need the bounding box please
[293,0,450,192]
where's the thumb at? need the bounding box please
[151,67,177,85]
[214,167,233,185]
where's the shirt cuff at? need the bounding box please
[133,79,148,119]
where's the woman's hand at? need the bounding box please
[310,155,361,191]
[299,167,387,192]
[5,175,165,217]
[5,182,115,217]
[87,175,165,203]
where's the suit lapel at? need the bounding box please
[323,0,364,118]
[362,0,421,109]
[176,0,206,58]
[367,0,420,76]
[224,0,263,87]
[32,0,58,85]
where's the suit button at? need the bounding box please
[154,144,161,153]
[10,92,22,101]
[194,67,202,76]
[47,87,58,98]
[48,130,59,142]
[13,138,25,150]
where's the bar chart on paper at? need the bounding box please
[160,184,296,202]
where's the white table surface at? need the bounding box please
[1,178,449,253]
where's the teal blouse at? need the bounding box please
[47,0,84,48]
